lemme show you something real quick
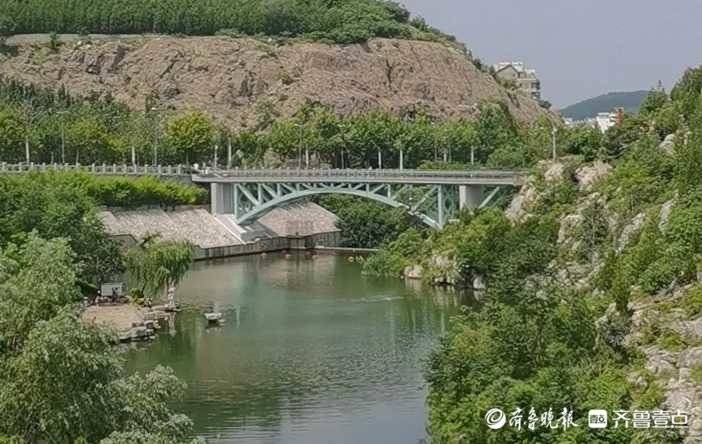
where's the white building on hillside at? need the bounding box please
[493,61,542,101]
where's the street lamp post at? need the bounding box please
[227,137,233,169]
[57,110,67,164]
[551,124,558,161]
[296,123,302,169]
[150,107,162,167]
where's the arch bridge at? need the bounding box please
[193,169,525,229]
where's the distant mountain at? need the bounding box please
[560,90,649,120]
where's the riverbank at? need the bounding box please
[81,303,171,342]
[100,202,343,260]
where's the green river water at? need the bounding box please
[125,253,465,444]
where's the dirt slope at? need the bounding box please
[0,36,549,127]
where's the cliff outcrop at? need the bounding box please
[0,35,550,127]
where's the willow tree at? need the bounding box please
[126,239,193,301]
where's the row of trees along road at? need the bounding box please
[0,78,617,170]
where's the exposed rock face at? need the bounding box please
[659,134,676,155]
[626,284,702,443]
[575,160,611,191]
[403,264,423,280]
[0,36,550,128]
[507,161,569,224]
[617,212,646,252]
[506,178,538,223]
[658,197,677,232]
[543,161,565,183]
[429,254,461,286]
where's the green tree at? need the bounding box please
[671,66,702,120]
[0,172,124,285]
[0,235,79,351]
[0,107,24,162]
[0,15,16,47]
[639,86,668,116]
[0,236,196,443]
[318,195,418,248]
[65,116,120,164]
[563,123,603,161]
[164,111,215,165]
[475,101,519,162]
[126,239,193,299]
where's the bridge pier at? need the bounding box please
[211,183,239,216]
[459,185,484,210]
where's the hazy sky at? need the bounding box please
[399,0,702,108]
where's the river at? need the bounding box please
[125,253,464,444]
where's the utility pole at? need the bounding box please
[23,101,33,164]
[378,149,382,169]
[213,144,218,167]
[59,111,66,164]
[150,106,162,166]
[470,146,475,165]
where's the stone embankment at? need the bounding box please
[81,303,172,342]
[99,201,341,259]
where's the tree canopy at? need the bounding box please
[1,0,455,45]
[0,235,197,443]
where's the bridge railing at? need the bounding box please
[0,162,186,176]
[0,163,524,181]
[200,168,523,180]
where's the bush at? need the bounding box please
[362,228,426,277]
[49,32,60,51]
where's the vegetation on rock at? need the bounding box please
[362,67,702,442]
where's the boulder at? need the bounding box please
[659,134,676,155]
[403,264,423,280]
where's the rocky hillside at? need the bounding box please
[0,35,549,128]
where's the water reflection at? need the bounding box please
[125,253,465,444]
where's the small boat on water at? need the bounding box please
[204,312,223,324]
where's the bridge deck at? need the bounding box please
[0,163,525,186]
[193,169,525,186]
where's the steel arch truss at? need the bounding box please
[212,181,501,229]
